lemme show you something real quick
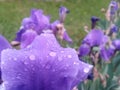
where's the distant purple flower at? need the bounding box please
[109,0,118,15]
[1,31,93,90]
[100,45,115,61]
[110,25,118,33]
[0,35,11,84]
[30,9,50,34]
[59,6,70,23]
[50,6,72,43]
[78,43,91,57]
[14,9,50,43]
[82,29,108,47]
[91,16,99,29]
[112,39,120,50]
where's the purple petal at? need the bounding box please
[109,1,118,15]
[110,25,118,33]
[30,9,50,34]
[100,45,115,61]
[20,30,37,48]
[14,27,26,42]
[0,35,11,52]
[59,6,69,23]
[22,17,36,30]
[63,31,73,43]
[78,44,91,57]
[91,16,99,29]
[1,31,93,90]
[112,39,120,50]
[0,35,11,83]
[82,29,107,47]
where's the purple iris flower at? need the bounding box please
[14,9,50,43]
[0,35,11,84]
[91,16,100,29]
[78,43,91,57]
[1,31,93,90]
[14,7,72,46]
[50,6,72,43]
[109,0,118,15]
[100,45,115,61]
[30,9,50,34]
[112,39,120,50]
[82,29,108,47]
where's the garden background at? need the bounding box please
[0,0,110,48]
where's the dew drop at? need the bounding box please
[14,57,17,61]
[83,68,89,73]
[49,52,56,57]
[73,62,77,65]
[67,55,72,58]
[61,51,64,53]
[29,55,36,60]
[1,61,5,65]
[73,62,79,65]
[88,65,93,68]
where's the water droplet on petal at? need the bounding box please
[1,61,5,65]
[67,55,72,58]
[73,62,79,65]
[61,51,64,53]
[88,65,93,68]
[83,68,89,73]
[73,62,77,65]
[29,55,36,60]
[49,52,56,57]
[14,57,17,61]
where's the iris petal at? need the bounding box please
[63,31,73,44]
[0,35,11,84]
[82,29,107,47]
[1,31,92,90]
[20,30,37,48]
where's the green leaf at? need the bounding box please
[97,19,110,30]
[112,52,120,72]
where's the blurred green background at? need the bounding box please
[0,0,110,47]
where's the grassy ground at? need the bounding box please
[0,0,110,47]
